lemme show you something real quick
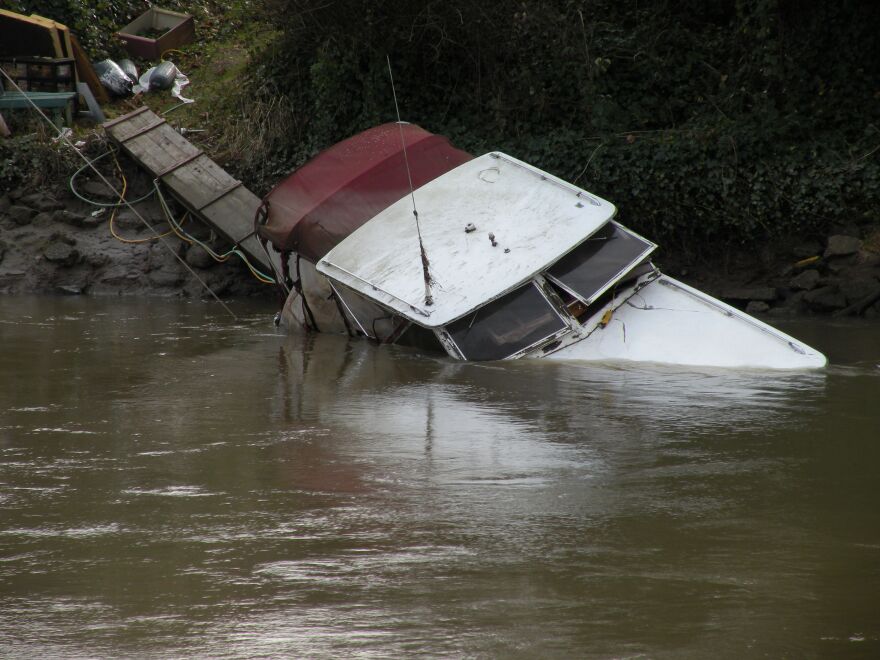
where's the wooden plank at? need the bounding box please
[199,188,279,274]
[102,106,149,130]
[156,149,204,177]
[197,180,242,211]
[104,107,281,275]
[70,34,109,104]
[105,108,156,141]
[0,91,77,108]
[130,139,204,176]
[119,117,166,143]
[123,125,201,175]
[162,157,239,211]
[75,81,105,122]
[202,188,263,244]
[55,22,74,60]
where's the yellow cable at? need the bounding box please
[240,255,276,284]
[155,184,271,283]
[107,153,174,244]
[168,211,195,245]
[106,164,275,285]
[154,183,272,282]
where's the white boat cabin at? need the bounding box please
[315,152,826,369]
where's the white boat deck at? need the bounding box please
[543,275,828,369]
[317,153,616,327]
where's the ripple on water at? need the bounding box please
[255,545,475,587]
[134,447,207,456]
[0,523,122,538]
[29,428,101,435]
[121,486,221,498]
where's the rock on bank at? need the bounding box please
[661,228,880,320]
[2,181,878,320]
[0,183,274,300]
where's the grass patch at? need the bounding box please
[2,2,291,195]
[106,19,293,194]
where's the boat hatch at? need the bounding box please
[445,282,568,360]
[316,152,616,328]
[547,221,656,305]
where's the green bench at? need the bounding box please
[0,90,77,127]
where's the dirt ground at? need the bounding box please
[2,152,879,320]
[0,163,277,304]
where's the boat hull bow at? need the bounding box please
[542,275,827,369]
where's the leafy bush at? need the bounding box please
[4,0,236,58]
[248,0,880,250]
[0,123,89,190]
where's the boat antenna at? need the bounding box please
[387,55,434,307]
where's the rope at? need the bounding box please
[107,149,175,244]
[69,148,156,208]
[152,182,276,285]
[0,66,238,320]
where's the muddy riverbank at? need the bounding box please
[0,175,275,302]
[2,169,880,319]
[660,227,880,320]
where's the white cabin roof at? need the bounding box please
[316,152,616,328]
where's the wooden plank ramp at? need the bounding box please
[103,106,280,277]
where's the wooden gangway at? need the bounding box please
[103,106,279,276]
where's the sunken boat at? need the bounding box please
[255,123,826,369]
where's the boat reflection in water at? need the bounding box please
[0,298,850,658]
[274,332,828,457]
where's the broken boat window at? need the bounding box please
[546,222,655,305]
[446,283,567,360]
[331,282,397,340]
[547,258,656,323]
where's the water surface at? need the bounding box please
[1,296,878,658]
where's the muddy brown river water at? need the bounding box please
[1,296,878,658]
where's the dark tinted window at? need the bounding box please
[447,284,566,360]
[395,323,445,353]
[547,222,654,303]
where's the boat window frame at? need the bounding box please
[443,280,571,361]
[544,220,656,306]
[329,281,375,338]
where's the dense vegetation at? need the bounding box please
[3,0,879,257]
[0,0,241,57]
[254,0,880,254]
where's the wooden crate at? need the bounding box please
[0,56,75,93]
[115,7,195,60]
